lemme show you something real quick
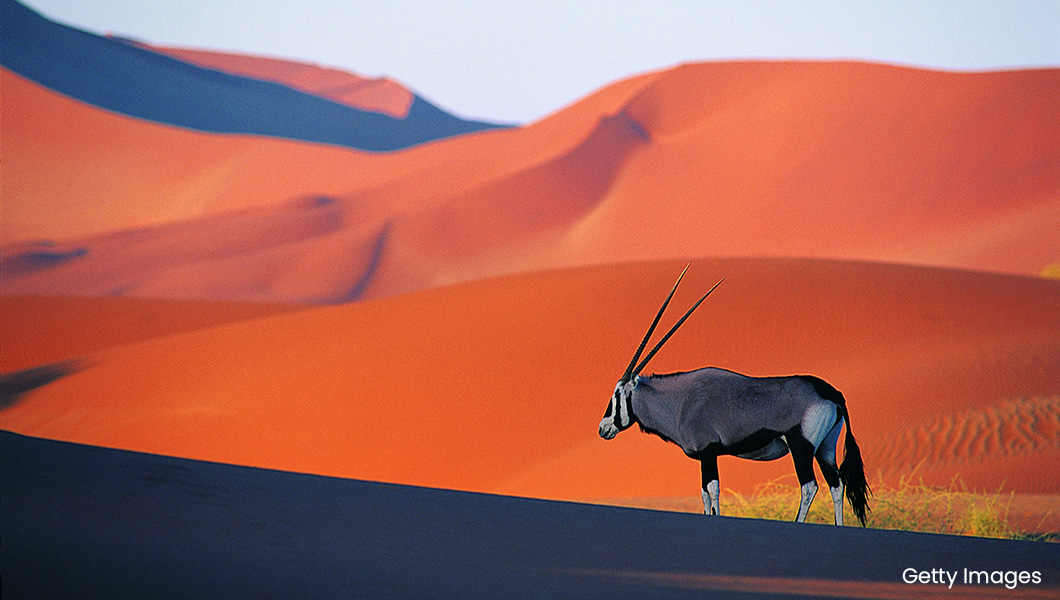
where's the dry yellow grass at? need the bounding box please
[724,474,1038,539]
[1041,261,1060,279]
[593,470,1057,542]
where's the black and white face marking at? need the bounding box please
[599,377,637,439]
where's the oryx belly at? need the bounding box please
[735,436,790,461]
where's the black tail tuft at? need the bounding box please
[838,405,871,526]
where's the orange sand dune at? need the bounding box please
[570,63,1060,275]
[0,295,300,374]
[4,62,1057,304]
[1,68,382,241]
[3,259,1057,503]
[2,63,644,243]
[117,40,415,118]
[1,194,393,304]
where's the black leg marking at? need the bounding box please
[699,454,719,487]
[816,458,841,489]
[788,429,821,522]
[786,429,817,486]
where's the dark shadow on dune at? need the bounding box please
[341,221,392,303]
[2,0,510,151]
[4,430,1059,599]
[0,361,79,409]
[1,247,89,278]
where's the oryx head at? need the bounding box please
[599,264,722,440]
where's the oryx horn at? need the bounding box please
[632,277,723,377]
[622,263,691,382]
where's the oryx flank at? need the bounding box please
[598,265,870,525]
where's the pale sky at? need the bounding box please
[20,0,1060,123]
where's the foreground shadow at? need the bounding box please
[3,431,1058,599]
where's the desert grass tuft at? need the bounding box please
[724,469,1051,541]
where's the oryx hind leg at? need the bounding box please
[787,430,818,523]
[787,401,840,523]
[814,417,845,525]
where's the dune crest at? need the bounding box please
[1,68,392,240]
[378,109,654,292]
[116,40,414,118]
[2,1,502,152]
[4,59,1058,303]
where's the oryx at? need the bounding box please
[598,265,870,525]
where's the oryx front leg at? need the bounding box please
[702,480,720,516]
[699,455,720,516]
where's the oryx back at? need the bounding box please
[632,367,839,457]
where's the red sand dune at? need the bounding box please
[4,62,1057,303]
[0,194,395,304]
[0,295,300,374]
[0,68,401,241]
[1,59,637,242]
[116,40,415,118]
[3,259,1058,507]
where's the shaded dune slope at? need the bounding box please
[3,259,1057,501]
[117,40,415,118]
[1,193,392,304]
[0,0,503,151]
[4,56,1057,302]
[7,431,1058,599]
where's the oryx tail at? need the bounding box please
[837,398,870,526]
